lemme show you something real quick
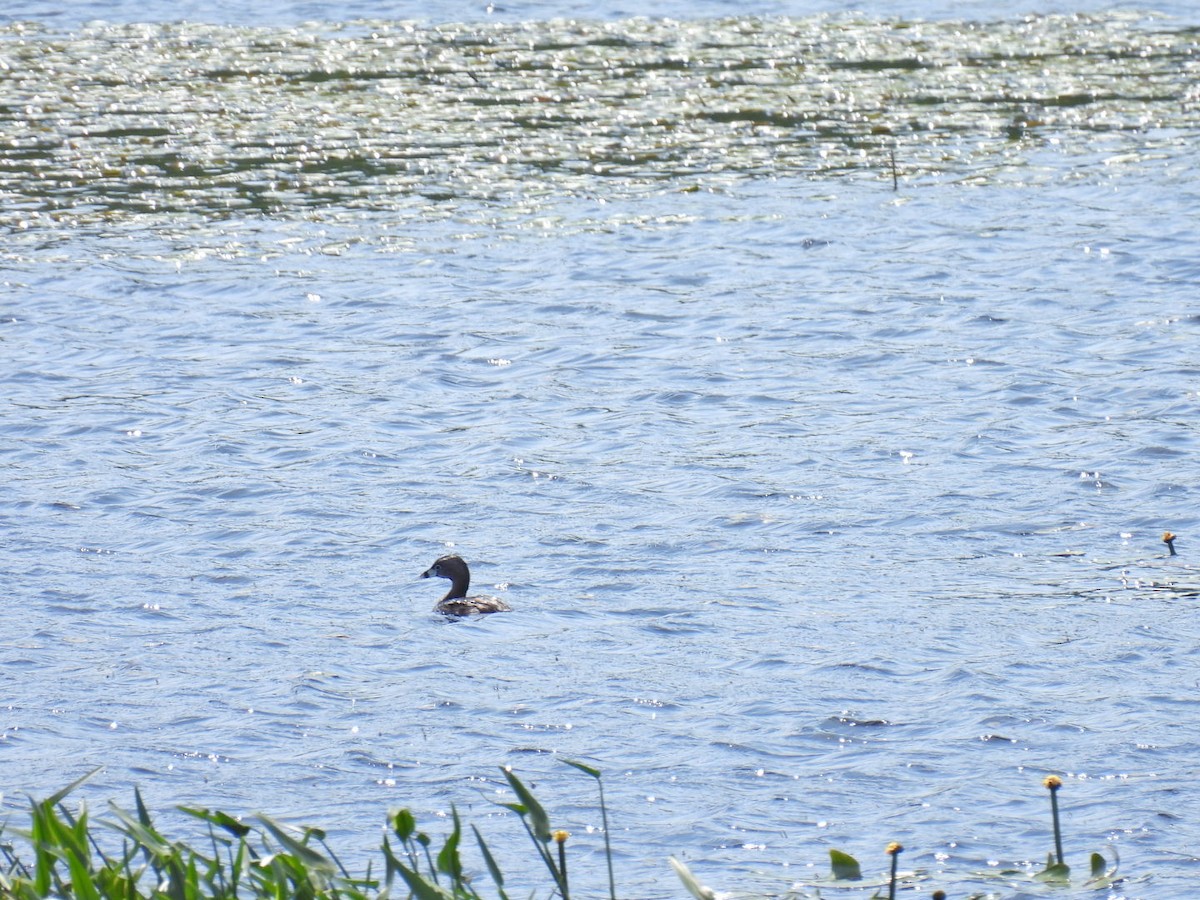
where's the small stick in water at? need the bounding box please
[1163,531,1177,556]
[890,148,898,191]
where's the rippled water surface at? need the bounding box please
[3,7,1200,899]
[3,13,1200,226]
[7,0,1200,29]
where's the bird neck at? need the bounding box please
[441,571,470,600]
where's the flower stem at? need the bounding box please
[886,842,903,900]
[1044,776,1065,865]
[553,830,570,900]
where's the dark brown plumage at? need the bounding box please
[420,554,512,616]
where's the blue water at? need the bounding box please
[3,2,1200,898]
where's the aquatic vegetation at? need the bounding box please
[0,762,605,900]
[0,768,374,900]
[1038,774,1068,880]
[676,773,1120,898]
[828,847,862,881]
[884,842,902,900]
[0,766,1120,899]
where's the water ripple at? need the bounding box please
[2,14,1198,232]
[1,15,1199,894]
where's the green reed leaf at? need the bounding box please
[561,758,602,780]
[472,823,509,898]
[829,848,863,880]
[500,767,551,843]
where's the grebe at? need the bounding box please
[420,554,512,616]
